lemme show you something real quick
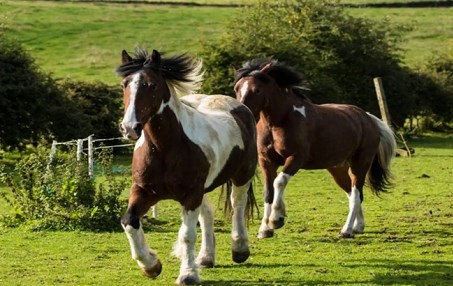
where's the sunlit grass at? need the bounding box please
[0,134,452,285]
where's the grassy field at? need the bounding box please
[0,1,452,84]
[0,134,452,285]
[0,1,452,285]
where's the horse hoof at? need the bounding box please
[258,229,274,239]
[142,259,163,278]
[339,232,355,239]
[269,217,285,229]
[232,249,250,263]
[198,258,215,268]
[178,276,201,286]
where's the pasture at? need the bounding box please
[0,1,452,84]
[1,134,452,285]
[1,0,452,285]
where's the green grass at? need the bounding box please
[1,134,452,285]
[347,7,453,66]
[0,1,236,84]
[1,1,452,84]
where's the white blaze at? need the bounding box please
[239,81,249,101]
[122,73,141,128]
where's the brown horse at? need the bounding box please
[233,59,396,239]
[116,49,257,285]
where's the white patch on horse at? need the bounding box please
[134,134,145,151]
[293,105,306,117]
[341,186,361,237]
[239,81,249,101]
[269,172,291,225]
[121,73,141,129]
[172,92,245,188]
[174,208,201,284]
[123,224,158,271]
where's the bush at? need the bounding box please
[55,79,123,141]
[0,33,64,149]
[199,0,419,127]
[0,145,129,231]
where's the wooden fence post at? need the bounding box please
[373,77,391,127]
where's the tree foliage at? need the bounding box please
[0,32,123,150]
[0,33,63,149]
[200,0,450,127]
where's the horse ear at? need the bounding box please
[260,63,272,74]
[121,50,133,64]
[151,49,161,66]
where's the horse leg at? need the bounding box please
[196,195,216,268]
[258,160,277,239]
[230,180,252,263]
[268,156,300,230]
[268,172,291,229]
[340,166,367,238]
[174,206,202,285]
[328,166,365,236]
[121,184,162,278]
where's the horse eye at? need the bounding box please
[121,79,129,89]
[147,82,157,89]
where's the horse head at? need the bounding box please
[117,49,169,139]
[234,63,274,122]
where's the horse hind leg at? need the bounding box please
[230,179,252,263]
[195,195,216,268]
[121,184,162,278]
[328,166,365,238]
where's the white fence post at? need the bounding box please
[46,140,58,172]
[88,135,94,177]
[77,139,84,161]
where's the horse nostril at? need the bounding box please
[133,123,143,137]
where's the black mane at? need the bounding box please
[116,48,199,84]
[234,59,310,100]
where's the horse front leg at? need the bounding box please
[196,195,216,268]
[268,156,300,230]
[121,184,162,278]
[258,159,277,239]
[230,180,253,263]
[173,206,201,285]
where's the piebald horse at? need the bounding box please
[117,49,257,285]
[234,59,396,239]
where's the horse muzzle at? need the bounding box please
[119,122,142,140]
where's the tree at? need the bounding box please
[200,0,415,127]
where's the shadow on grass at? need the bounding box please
[203,259,453,285]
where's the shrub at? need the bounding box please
[199,0,416,127]
[0,28,123,149]
[0,32,64,149]
[55,79,123,141]
[0,145,129,231]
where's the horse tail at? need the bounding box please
[220,179,259,224]
[367,113,396,195]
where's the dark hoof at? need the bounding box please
[142,259,162,278]
[232,250,250,263]
[179,276,200,286]
[258,229,274,239]
[269,217,285,229]
[198,259,214,268]
[339,232,355,239]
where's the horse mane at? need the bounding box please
[235,59,310,101]
[116,48,203,96]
